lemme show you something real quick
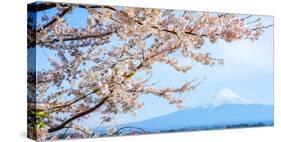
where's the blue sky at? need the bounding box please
[30,6,274,128]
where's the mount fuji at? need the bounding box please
[196,88,253,108]
[108,88,273,134]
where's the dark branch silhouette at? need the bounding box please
[48,96,109,133]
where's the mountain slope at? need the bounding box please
[120,104,273,132]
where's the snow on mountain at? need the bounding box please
[197,88,253,108]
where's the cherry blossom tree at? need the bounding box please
[27,2,272,140]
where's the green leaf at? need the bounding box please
[114,68,119,75]
[93,88,101,93]
[127,70,136,78]
[38,121,47,128]
[37,111,48,118]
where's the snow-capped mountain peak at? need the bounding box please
[199,88,252,108]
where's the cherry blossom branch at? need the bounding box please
[241,15,252,21]
[38,31,114,44]
[37,6,72,33]
[33,3,273,45]
[28,3,116,12]
[48,96,109,133]
[251,24,273,30]
[28,3,57,12]
[35,4,264,47]
[48,89,98,111]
